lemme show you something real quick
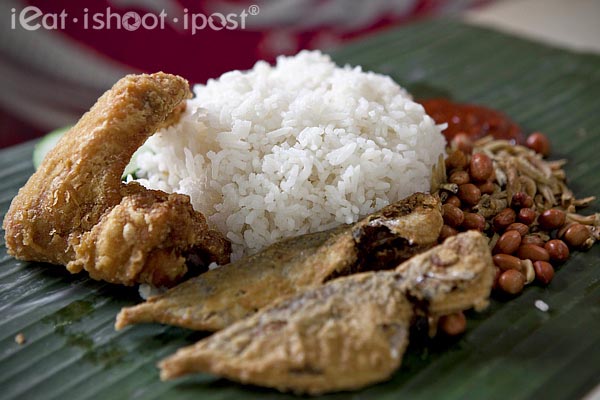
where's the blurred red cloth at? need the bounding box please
[0,0,492,148]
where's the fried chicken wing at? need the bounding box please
[2,73,230,286]
[115,192,443,330]
[158,231,494,394]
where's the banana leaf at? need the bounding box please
[1,19,599,400]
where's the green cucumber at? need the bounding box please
[33,126,71,169]
[123,148,145,179]
[33,126,149,180]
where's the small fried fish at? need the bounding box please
[115,192,443,331]
[159,231,494,395]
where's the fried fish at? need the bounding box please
[159,231,494,394]
[2,73,231,286]
[115,192,443,331]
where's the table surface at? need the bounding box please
[465,0,600,54]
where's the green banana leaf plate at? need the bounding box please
[1,19,600,400]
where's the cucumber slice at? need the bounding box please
[33,126,149,180]
[123,148,145,179]
[33,126,71,169]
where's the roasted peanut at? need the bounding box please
[457,183,481,206]
[498,269,525,295]
[538,209,566,230]
[493,254,523,271]
[518,208,536,225]
[442,204,464,228]
[439,225,459,241]
[563,223,591,248]
[557,222,574,239]
[526,132,551,157]
[521,235,546,247]
[439,312,467,336]
[533,261,554,285]
[492,267,501,290]
[506,222,529,237]
[451,133,474,154]
[517,244,550,262]
[478,181,495,195]
[493,208,516,231]
[544,239,569,263]
[511,192,533,209]
[445,195,461,208]
[494,230,522,255]
[462,212,486,232]
[469,153,493,182]
[446,149,468,170]
[449,170,470,185]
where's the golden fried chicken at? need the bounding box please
[2,73,230,286]
[159,231,494,394]
[115,192,443,330]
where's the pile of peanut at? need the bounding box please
[437,132,598,298]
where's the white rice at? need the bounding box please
[134,50,446,260]
[535,299,550,312]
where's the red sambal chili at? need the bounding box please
[420,98,525,144]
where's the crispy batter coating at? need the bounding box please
[115,192,443,330]
[2,73,230,286]
[162,273,414,394]
[159,231,494,394]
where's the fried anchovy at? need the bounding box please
[115,192,443,331]
[159,231,494,395]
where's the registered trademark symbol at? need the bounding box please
[248,4,260,15]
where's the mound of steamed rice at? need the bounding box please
[134,51,446,260]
